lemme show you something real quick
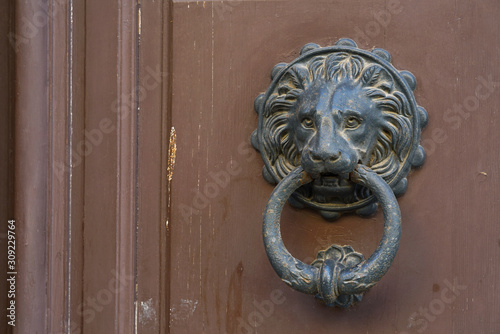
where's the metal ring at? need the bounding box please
[263,164,402,307]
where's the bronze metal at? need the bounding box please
[254,40,426,306]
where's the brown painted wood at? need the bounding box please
[83,0,138,332]
[46,1,81,332]
[69,1,86,332]
[10,0,499,333]
[168,1,500,333]
[13,1,86,333]
[13,0,160,333]
[14,0,51,331]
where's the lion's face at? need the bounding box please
[291,79,385,179]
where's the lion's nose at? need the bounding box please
[310,149,342,163]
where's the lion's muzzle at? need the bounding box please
[300,128,359,179]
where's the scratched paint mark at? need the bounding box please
[139,298,157,325]
[166,127,176,232]
[167,126,177,182]
[170,299,198,321]
[138,6,141,35]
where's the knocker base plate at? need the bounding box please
[252,38,427,220]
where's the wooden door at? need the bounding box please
[168,1,500,333]
[8,0,500,333]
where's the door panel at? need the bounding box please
[169,1,500,333]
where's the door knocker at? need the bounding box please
[252,39,427,307]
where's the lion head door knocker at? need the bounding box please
[252,39,427,307]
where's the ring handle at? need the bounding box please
[263,165,401,307]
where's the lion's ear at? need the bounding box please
[361,65,394,92]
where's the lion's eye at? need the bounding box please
[345,116,361,129]
[301,117,314,129]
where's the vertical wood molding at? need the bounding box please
[14,0,50,332]
[14,1,85,333]
[135,0,172,332]
[82,0,140,332]
[46,1,71,332]
[13,0,140,332]
[115,0,139,332]
[162,2,174,332]
[68,0,86,331]
[14,0,170,332]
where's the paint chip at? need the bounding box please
[170,299,198,322]
[167,127,177,182]
[139,298,157,325]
